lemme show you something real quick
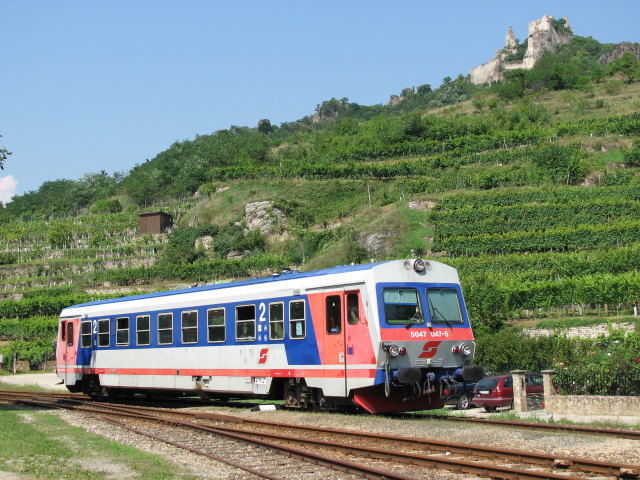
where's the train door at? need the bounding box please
[323,290,363,396]
[57,317,80,385]
[343,291,368,394]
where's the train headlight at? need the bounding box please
[460,343,472,357]
[413,259,426,272]
[388,344,400,357]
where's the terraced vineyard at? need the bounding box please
[431,185,640,322]
[0,210,169,294]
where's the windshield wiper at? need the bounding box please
[429,299,452,328]
[405,309,423,329]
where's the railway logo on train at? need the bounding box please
[56,259,484,413]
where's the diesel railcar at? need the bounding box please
[56,259,483,413]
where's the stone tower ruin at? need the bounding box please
[470,15,574,85]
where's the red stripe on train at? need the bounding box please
[57,366,378,378]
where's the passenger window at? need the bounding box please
[426,288,463,325]
[158,313,173,345]
[80,321,92,348]
[98,319,110,347]
[326,295,341,334]
[136,315,150,346]
[290,300,306,339]
[236,305,256,341]
[347,293,359,325]
[382,288,423,325]
[269,302,284,340]
[207,308,225,343]
[116,317,129,346]
[67,322,74,347]
[181,311,198,344]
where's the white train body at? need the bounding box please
[56,259,482,413]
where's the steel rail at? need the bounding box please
[418,413,640,440]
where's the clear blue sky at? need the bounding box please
[1,1,638,202]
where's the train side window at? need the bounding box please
[347,293,360,325]
[80,321,92,348]
[98,319,110,347]
[236,305,256,341]
[181,311,198,344]
[158,313,173,345]
[116,317,129,346]
[290,300,306,339]
[325,295,341,334]
[269,302,284,340]
[67,322,74,347]
[60,322,66,342]
[207,308,225,343]
[425,288,463,325]
[136,315,150,346]
[382,288,423,325]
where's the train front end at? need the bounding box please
[353,259,483,413]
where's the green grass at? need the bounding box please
[0,405,198,479]
[0,379,55,393]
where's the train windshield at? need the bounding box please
[426,288,463,325]
[382,288,424,325]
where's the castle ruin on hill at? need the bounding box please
[470,15,574,85]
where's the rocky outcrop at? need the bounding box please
[470,15,574,84]
[388,95,405,107]
[244,201,287,235]
[388,87,415,106]
[598,42,640,64]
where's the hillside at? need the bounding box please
[1,32,640,381]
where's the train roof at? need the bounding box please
[66,260,391,311]
[62,259,460,317]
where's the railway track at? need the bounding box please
[2,390,639,480]
[3,388,638,440]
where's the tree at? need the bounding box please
[0,135,11,170]
[610,52,640,83]
[257,119,273,134]
[417,84,432,95]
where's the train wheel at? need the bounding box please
[284,378,312,409]
[456,394,471,410]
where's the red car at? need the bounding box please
[472,373,543,412]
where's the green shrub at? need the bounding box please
[623,140,640,167]
[90,198,122,214]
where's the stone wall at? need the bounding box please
[540,370,640,416]
[547,394,640,416]
[523,322,636,339]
